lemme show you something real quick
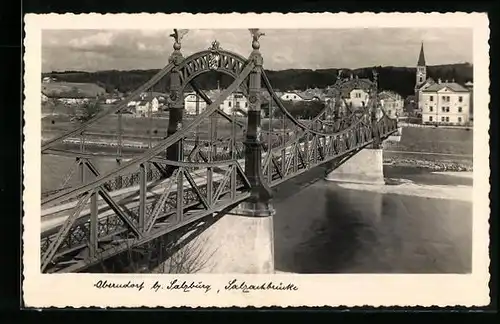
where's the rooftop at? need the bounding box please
[422,82,470,93]
[417,42,426,66]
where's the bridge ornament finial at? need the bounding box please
[209,39,221,52]
[207,40,221,70]
[169,29,188,66]
[337,70,343,81]
[372,69,379,88]
[170,29,189,50]
[249,28,265,50]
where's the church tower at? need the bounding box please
[415,42,427,91]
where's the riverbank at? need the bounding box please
[383,157,472,172]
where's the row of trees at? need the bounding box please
[42,99,102,123]
[44,63,473,99]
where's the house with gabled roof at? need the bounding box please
[280,91,305,102]
[379,90,404,118]
[420,79,471,125]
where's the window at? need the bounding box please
[459,96,463,103]
[286,95,289,99]
[429,116,433,121]
[441,116,445,122]
[458,107,462,112]
[446,107,450,112]
[458,117,462,123]
[228,101,232,107]
[388,110,392,115]
[446,116,449,122]
[419,77,423,82]
[245,102,248,108]
[430,96,434,102]
[429,107,433,112]
[442,107,446,113]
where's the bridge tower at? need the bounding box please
[38,28,398,274]
[237,31,275,217]
[159,29,276,274]
[166,31,185,165]
[325,70,385,185]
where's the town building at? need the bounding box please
[126,92,164,115]
[420,79,471,125]
[414,42,437,114]
[413,42,472,126]
[220,92,248,115]
[184,92,207,115]
[280,91,304,102]
[42,76,57,83]
[465,81,473,122]
[135,99,160,116]
[184,90,249,115]
[279,89,324,102]
[339,76,373,109]
[379,90,404,118]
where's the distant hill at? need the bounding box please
[42,82,106,98]
[42,63,473,98]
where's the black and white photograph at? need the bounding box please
[23,13,490,308]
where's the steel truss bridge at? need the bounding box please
[40,30,398,273]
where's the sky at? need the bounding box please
[41,28,473,72]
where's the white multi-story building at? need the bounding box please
[347,88,370,108]
[135,98,160,116]
[184,92,207,115]
[379,90,404,118]
[184,91,249,115]
[420,80,471,125]
[220,92,248,115]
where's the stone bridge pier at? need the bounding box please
[325,147,385,185]
[325,76,391,186]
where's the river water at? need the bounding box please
[272,166,472,274]
[41,152,472,274]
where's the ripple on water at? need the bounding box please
[273,179,472,274]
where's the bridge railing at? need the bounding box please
[40,109,397,273]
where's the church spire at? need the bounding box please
[417,42,426,66]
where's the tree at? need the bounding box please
[73,100,102,123]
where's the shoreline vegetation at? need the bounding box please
[383,157,472,172]
[42,134,473,173]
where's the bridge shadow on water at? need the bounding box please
[272,170,472,274]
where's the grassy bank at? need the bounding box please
[42,115,474,172]
[383,126,473,171]
[42,113,296,139]
[385,126,473,155]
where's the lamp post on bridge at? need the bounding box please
[371,69,382,149]
[237,29,275,217]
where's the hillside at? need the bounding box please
[42,63,473,98]
[42,82,106,98]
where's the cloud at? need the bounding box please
[41,28,473,72]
